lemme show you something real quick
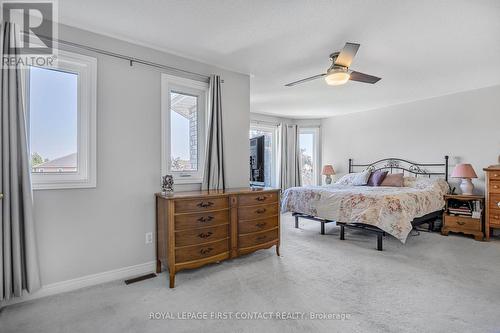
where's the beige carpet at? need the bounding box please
[2,214,500,333]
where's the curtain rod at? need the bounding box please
[22,31,217,83]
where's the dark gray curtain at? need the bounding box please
[279,123,301,190]
[1,22,41,300]
[202,75,225,190]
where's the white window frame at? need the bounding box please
[27,49,97,190]
[299,127,320,186]
[161,74,208,184]
[249,122,279,188]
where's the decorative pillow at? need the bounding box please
[380,173,404,187]
[334,173,358,185]
[352,170,372,186]
[367,170,389,186]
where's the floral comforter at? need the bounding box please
[281,177,449,243]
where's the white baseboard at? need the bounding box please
[1,261,156,307]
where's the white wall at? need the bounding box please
[33,24,250,286]
[322,85,500,193]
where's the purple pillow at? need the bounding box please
[380,173,404,187]
[367,170,389,186]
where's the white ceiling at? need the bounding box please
[59,0,500,118]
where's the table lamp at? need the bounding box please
[322,165,335,185]
[451,164,477,195]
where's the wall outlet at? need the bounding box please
[145,232,153,244]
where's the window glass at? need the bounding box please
[170,92,198,172]
[299,132,315,186]
[249,126,277,187]
[30,66,78,174]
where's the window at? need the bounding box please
[27,50,97,189]
[299,127,320,186]
[249,124,278,187]
[161,75,208,183]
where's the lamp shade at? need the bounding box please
[322,165,335,175]
[451,164,477,179]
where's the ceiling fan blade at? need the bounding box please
[334,42,360,68]
[349,71,381,84]
[284,73,326,87]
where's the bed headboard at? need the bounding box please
[348,156,449,182]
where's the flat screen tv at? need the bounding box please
[249,135,265,186]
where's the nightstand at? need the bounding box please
[441,194,485,241]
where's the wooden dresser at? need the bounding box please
[155,187,280,287]
[484,165,500,240]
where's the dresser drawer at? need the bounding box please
[239,228,278,249]
[238,192,278,206]
[239,216,278,234]
[488,171,500,181]
[238,203,279,220]
[175,239,229,263]
[175,210,229,230]
[175,225,229,247]
[445,215,481,231]
[175,197,228,214]
[489,209,500,226]
[489,181,500,194]
[489,194,500,210]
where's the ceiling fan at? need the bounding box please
[284,42,381,87]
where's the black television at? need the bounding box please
[249,135,265,186]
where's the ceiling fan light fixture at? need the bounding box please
[325,69,350,86]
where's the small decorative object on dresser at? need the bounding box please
[155,187,280,287]
[161,175,174,195]
[451,163,478,195]
[322,165,335,184]
[441,194,484,241]
[483,165,500,240]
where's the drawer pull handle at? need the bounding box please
[256,208,266,214]
[197,201,214,208]
[457,221,466,226]
[197,216,214,223]
[255,222,267,228]
[200,247,213,255]
[256,196,267,201]
[498,202,500,208]
[494,216,499,219]
[495,174,499,177]
[256,235,267,241]
[198,232,213,239]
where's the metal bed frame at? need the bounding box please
[293,156,449,251]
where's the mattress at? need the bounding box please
[281,177,449,243]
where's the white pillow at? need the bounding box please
[352,170,371,186]
[335,173,357,185]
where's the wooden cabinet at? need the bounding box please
[156,188,280,288]
[484,165,500,240]
[441,194,484,241]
